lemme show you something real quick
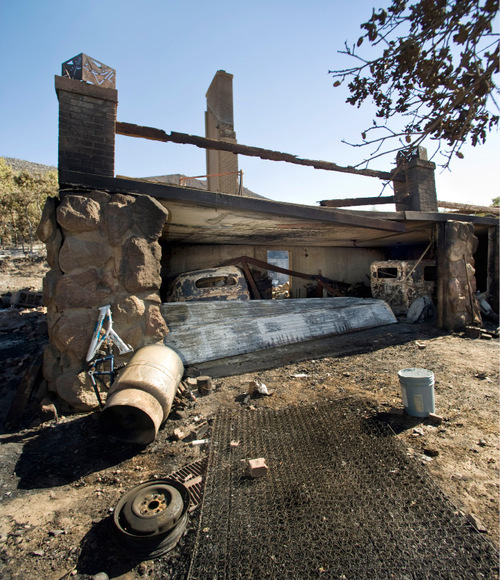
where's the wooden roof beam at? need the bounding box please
[437,200,499,216]
[320,196,396,208]
[116,121,404,182]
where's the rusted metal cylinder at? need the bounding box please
[101,345,184,445]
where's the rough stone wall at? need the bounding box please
[37,191,169,411]
[438,221,479,331]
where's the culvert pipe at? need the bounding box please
[100,344,184,445]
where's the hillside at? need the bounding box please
[1,157,57,175]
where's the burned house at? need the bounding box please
[38,54,499,411]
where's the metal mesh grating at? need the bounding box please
[188,401,498,579]
[169,457,208,512]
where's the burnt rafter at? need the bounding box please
[436,200,500,217]
[320,196,396,208]
[115,122,404,182]
[219,255,345,297]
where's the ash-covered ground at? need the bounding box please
[0,255,498,579]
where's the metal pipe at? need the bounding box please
[100,345,184,445]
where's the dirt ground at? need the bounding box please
[0,256,498,579]
[0,251,49,297]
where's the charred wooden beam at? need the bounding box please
[436,200,500,216]
[320,196,396,208]
[219,255,342,296]
[116,121,404,182]
[402,211,497,225]
[221,255,328,280]
[239,257,262,300]
[5,351,44,430]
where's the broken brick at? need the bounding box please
[427,413,444,425]
[247,458,268,478]
[173,428,186,441]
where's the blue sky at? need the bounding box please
[1,0,498,207]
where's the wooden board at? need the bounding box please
[116,122,401,182]
[161,298,397,365]
[320,196,395,208]
[188,322,423,378]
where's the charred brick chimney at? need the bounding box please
[393,146,438,212]
[55,54,117,178]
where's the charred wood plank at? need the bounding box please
[320,196,396,208]
[5,351,44,430]
[116,122,403,182]
[436,200,500,216]
[161,298,397,365]
[220,255,341,292]
[239,257,262,300]
[221,255,343,297]
[403,211,498,225]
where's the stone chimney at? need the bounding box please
[55,54,117,178]
[205,70,239,195]
[39,55,170,412]
[393,146,438,212]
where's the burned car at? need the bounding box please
[370,259,436,316]
[166,266,250,302]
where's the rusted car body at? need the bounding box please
[370,260,436,315]
[166,266,250,302]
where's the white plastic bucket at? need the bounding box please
[398,368,435,417]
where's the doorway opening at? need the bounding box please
[267,250,290,299]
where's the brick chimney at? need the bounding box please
[205,70,239,195]
[393,146,438,212]
[55,54,117,178]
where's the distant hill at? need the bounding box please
[2,160,267,200]
[2,157,57,174]
[145,173,267,200]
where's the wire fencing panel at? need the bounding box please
[188,401,498,579]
